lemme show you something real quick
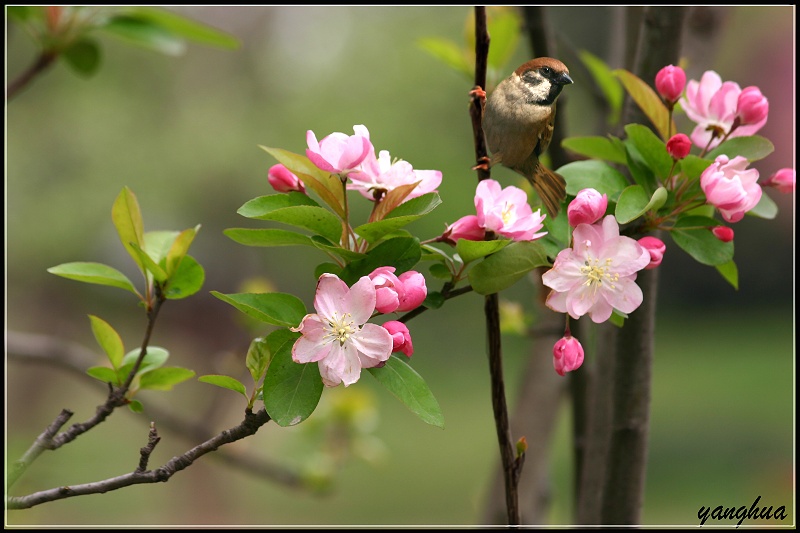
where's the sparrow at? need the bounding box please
[482,57,574,217]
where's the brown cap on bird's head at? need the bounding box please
[515,57,573,86]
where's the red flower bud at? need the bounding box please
[711,226,734,243]
[655,65,686,103]
[666,133,692,160]
[736,86,769,127]
[553,335,584,376]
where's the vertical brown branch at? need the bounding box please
[469,6,521,525]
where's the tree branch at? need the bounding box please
[6,409,272,509]
[6,330,305,490]
[6,51,58,101]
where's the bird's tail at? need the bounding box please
[527,162,567,217]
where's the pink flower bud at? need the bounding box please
[700,155,761,223]
[396,271,427,312]
[368,267,427,314]
[711,226,734,243]
[736,86,769,127]
[441,215,485,245]
[666,133,692,160]
[762,168,795,194]
[638,236,666,270]
[655,65,686,103]
[268,164,305,194]
[553,335,584,376]
[567,188,608,227]
[382,320,413,357]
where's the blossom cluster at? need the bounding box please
[269,125,442,204]
[291,269,426,388]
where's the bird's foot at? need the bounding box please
[469,86,487,101]
[472,156,491,172]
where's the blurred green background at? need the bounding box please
[6,6,794,527]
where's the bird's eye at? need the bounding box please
[540,66,552,76]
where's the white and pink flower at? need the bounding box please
[700,155,762,223]
[542,216,651,323]
[291,274,393,387]
[348,149,441,202]
[306,125,373,175]
[475,179,547,241]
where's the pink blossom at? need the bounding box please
[761,168,795,194]
[368,267,427,314]
[268,164,306,194]
[736,86,769,127]
[475,179,547,241]
[291,273,393,387]
[382,320,413,357]
[441,215,486,245]
[567,188,608,227]
[542,216,651,324]
[700,155,762,223]
[638,236,666,270]
[679,71,767,150]
[348,149,441,202]
[666,133,692,160]
[306,125,373,175]
[655,65,686,103]
[553,335,584,376]
[711,226,735,243]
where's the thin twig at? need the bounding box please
[6,51,58,101]
[6,330,305,489]
[6,408,273,509]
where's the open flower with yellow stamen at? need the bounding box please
[542,216,651,323]
[292,273,393,387]
[475,179,547,241]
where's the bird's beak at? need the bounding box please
[561,73,574,86]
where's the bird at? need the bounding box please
[481,57,574,217]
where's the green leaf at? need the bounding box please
[368,355,444,429]
[87,366,120,385]
[61,38,101,77]
[162,255,204,300]
[423,291,445,310]
[262,331,323,427]
[165,225,200,277]
[707,135,774,162]
[747,191,778,220]
[89,315,124,369]
[715,260,739,290]
[47,262,139,296]
[615,185,668,224]
[111,187,146,276]
[339,237,422,285]
[314,262,343,279]
[469,240,550,295]
[678,155,713,181]
[428,263,452,281]
[613,68,675,141]
[558,160,630,200]
[224,228,314,248]
[138,367,195,391]
[198,375,248,398]
[259,146,346,218]
[561,136,627,164]
[416,37,472,78]
[130,242,168,282]
[128,400,144,413]
[542,204,570,249]
[127,7,240,49]
[455,239,510,264]
[144,230,180,266]
[119,347,169,378]
[578,50,623,125]
[7,6,33,21]
[237,194,342,243]
[102,14,186,56]
[310,236,366,262]
[624,124,673,181]
[354,193,441,244]
[671,215,734,266]
[211,291,307,328]
[246,337,271,385]
[624,142,658,194]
